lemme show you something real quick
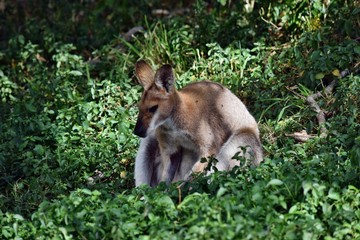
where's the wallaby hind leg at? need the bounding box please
[159,148,184,185]
[216,128,263,170]
[172,149,202,183]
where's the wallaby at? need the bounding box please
[133,60,263,187]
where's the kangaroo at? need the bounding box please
[133,60,263,187]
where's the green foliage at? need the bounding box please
[0,0,359,238]
[1,164,360,239]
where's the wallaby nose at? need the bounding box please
[133,120,147,138]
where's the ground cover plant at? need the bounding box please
[0,0,359,239]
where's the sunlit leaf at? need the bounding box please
[216,186,227,198]
[328,188,340,201]
[332,69,340,77]
[267,179,283,187]
[69,70,83,76]
[315,72,325,80]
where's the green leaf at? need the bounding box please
[178,193,203,208]
[80,189,93,195]
[38,201,51,211]
[252,192,262,202]
[289,205,298,214]
[92,190,101,196]
[108,132,116,140]
[25,103,37,112]
[70,136,81,141]
[18,35,25,45]
[267,179,283,187]
[33,145,45,155]
[59,227,72,240]
[2,228,11,238]
[82,120,89,129]
[315,72,325,80]
[328,188,340,201]
[13,214,24,221]
[69,70,83,76]
[157,195,175,209]
[217,0,227,6]
[303,181,312,195]
[279,199,287,209]
[354,46,360,55]
[322,202,332,216]
[216,187,227,198]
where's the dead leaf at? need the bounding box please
[36,54,47,62]
[285,130,316,142]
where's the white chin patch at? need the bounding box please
[147,112,161,135]
[147,112,170,136]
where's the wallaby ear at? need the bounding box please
[135,60,155,90]
[154,64,175,93]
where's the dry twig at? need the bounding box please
[285,130,316,142]
[306,69,350,138]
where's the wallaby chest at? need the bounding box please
[155,122,199,156]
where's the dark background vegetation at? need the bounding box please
[0,0,359,238]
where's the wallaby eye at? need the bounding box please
[148,105,158,113]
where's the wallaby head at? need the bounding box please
[133,60,178,138]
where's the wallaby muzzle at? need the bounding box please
[133,119,147,138]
